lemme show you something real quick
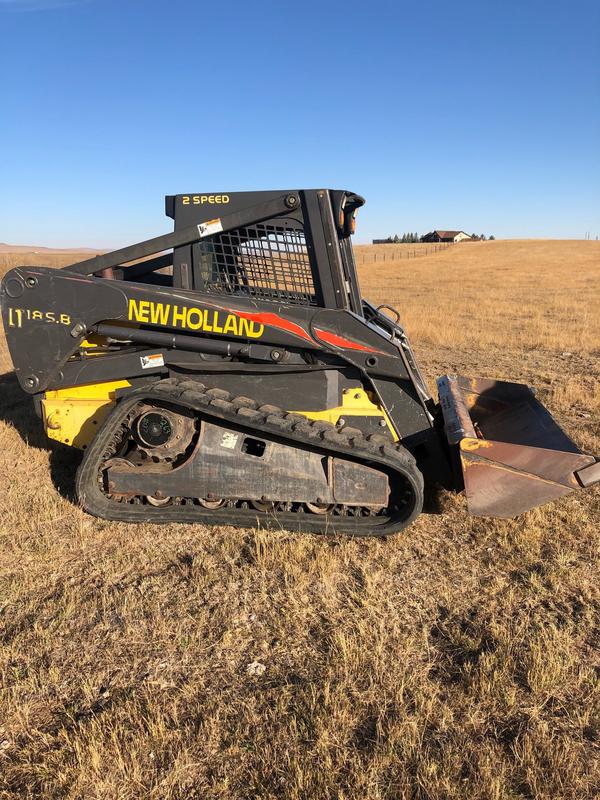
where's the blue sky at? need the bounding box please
[1,0,598,246]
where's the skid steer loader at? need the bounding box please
[1,189,598,535]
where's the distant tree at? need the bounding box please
[393,234,400,243]
[480,234,486,241]
[489,235,495,240]
[470,233,478,240]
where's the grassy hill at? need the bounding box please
[0,240,598,799]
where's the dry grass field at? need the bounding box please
[0,241,599,799]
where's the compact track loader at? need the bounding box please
[2,189,598,535]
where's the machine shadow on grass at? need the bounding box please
[0,370,81,502]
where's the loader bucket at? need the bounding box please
[438,375,600,518]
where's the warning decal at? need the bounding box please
[197,218,223,238]
[140,353,165,369]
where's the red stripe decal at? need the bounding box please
[222,305,381,354]
[314,328,381,353]
[228,309,315,343]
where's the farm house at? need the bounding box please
[421,230,473,243]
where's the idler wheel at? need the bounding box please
[305,502,334,514]
[251,500,275,512]
[198,497,225,509]
[146,494,172,507]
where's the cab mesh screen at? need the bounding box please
[194,223,317,305]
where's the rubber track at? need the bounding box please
[76,377,424,536]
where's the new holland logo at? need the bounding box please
[128,299,264,339]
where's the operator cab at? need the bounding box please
[163,189,366,315]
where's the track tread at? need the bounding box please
[76,378,424,536]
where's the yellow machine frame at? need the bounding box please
[292,387,397,440]
[41,382,395,450]
[42,380,130,449]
